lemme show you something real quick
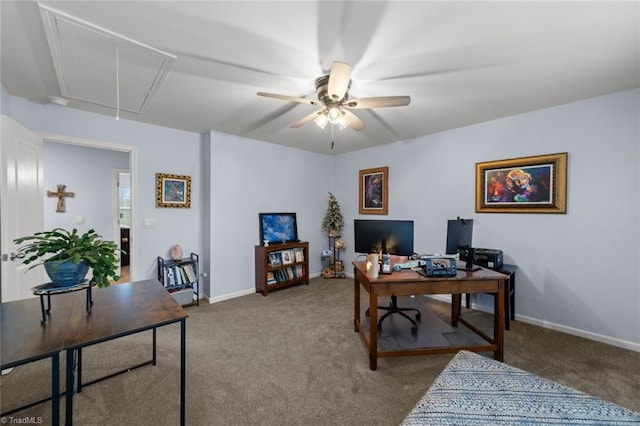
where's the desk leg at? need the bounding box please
[152,328,157,366]
[369,291,378,370]
[353,273,360,332]
[494,280,505,362]
[76,348,82,393]
[451,294,461,327]
[180,319,186,426]
[52,353,60,426]
[65,349,75,426]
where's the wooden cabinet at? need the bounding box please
[157,252,199,306]
[255,242,309,296]
[321,234,345,278]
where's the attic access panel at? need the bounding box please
[39,4,175,114]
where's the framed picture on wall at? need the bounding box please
[359,166,388,215]
[156,173,191,208]
[476,152,567,213]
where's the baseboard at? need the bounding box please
[205,272,325,304]
[206,288,255,304]
[427,295,640,353]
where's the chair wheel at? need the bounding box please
[415,313,421,321]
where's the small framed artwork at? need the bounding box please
[281,250,293,265]
[476,152,567,214]
[359,166,388,215]
[156,173,191,208]
[268,252,282,267]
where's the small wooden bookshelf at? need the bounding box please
[255,241,309,296]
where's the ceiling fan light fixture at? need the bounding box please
[314,113,328,129]
[327,107,342,124]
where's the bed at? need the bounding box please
[402,350,640,425]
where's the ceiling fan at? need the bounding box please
[257,61,411,131]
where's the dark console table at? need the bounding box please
[465,264,517,329]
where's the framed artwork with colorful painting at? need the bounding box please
[359,166,388,215]
[476,153,567,213]
[156,173,191,208]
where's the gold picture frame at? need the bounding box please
[476,152,567,213]
[156,173,191,208]
[359,166,388,215]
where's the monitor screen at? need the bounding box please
[354,219,414,256]
[259,213,299,244]
[445,218,473,255]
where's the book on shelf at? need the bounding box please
[267,271,277,285]
[166,267,176,286]
[174,266,183,285]
[182,263,196,283]
[294,247,304,262]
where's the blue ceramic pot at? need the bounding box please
[44,259,89,287]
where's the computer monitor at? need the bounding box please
[354,219,414,256]
[445,218,473,255]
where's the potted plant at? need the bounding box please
[13,228,122,287]
[321,192,344,237]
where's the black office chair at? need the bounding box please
[366,295,421,335]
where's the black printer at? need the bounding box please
[459,248,503,269]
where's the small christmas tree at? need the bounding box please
[322,192,344,236]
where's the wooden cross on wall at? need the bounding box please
[47,184,75,213]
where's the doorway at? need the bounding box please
[114,170,131,283]
[42,134,137,283]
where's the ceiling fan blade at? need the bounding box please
[257,92,320,106]
[290,109,325,128]
[343,110,365,131]
[328,61,352,101]
[344,96,411,109]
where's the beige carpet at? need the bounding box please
[1,277,639,425]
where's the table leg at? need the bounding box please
[52,353,60,426]
[369,291,378,370]
[451,294,461,327]
[504,279,511,330]
[180,319,186,426]
[76,348,82,393]
[353,272,360,332]
[39,296,47,325]
[65,349,75,426]
[494,279,505,361]
[152,328,157,366]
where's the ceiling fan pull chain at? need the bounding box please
[331,124,335,150]
[115,45,120,120]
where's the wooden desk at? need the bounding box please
[1,293,75,424]
[63,280,188,426]
[353,261,506,370]
[1,279,188,426]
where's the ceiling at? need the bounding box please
[1,1,638,155]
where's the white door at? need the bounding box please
[1,115,44,302]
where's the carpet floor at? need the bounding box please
[2,277,639,425]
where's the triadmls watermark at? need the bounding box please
[1,416,44,424]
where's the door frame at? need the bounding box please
[39,132,138,282]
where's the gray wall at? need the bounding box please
[334,89,640,349]
[43,142,129,241]
[4,88,639,352]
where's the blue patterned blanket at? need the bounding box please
[402,350,640,425]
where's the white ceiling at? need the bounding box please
[1,1,638,155]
